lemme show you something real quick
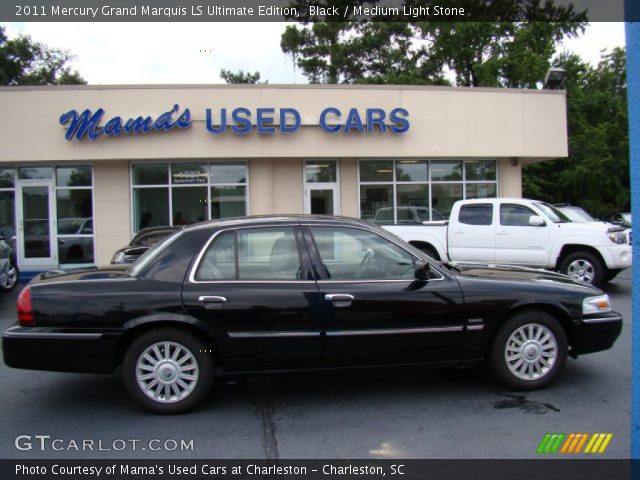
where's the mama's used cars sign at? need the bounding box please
[59,104,410,141]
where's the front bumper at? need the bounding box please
[571,314,623,356]
[598,244,632,269]
[3,326,121,373]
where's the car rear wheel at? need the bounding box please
[559,251,604,287]
[490,311,567,390]
[123,329,214,414]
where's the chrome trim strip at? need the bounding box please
[228,331,321,338]
[325,326,464,336]
[3,330,103,340]
[582,315,623,324]
[467,325,485,331]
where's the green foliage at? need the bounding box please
[280,1,586,87]
[523,48,629,218]
[220,68,267,84]
[0,26,85,85]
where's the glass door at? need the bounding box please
[16,181,57,268]
[304,160,339,215]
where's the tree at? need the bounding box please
[220,68,267,84]
[0,26,85,85]
[523,48,629,217]
[280,1,586,87]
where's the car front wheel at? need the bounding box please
[490,311,567,390]
[122,329,214,414]
[0,263,18,291]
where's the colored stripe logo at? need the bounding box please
[537,433,613,454]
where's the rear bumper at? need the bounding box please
[571,314,623,356]
[2,326,120,373]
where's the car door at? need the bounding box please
[303,224,467,367]
[447,203,496,263]
[494,202,551,266]
[181,224,323,372]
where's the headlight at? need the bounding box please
[111,251,125,264]
[582,294,612,315]
[607,229,627,244]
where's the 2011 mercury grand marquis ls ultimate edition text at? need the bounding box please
[3,216,622,413]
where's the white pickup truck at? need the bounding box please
[383,198,632,287]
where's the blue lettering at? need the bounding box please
[103,117,124,136]
[59,108,104,141]
[280,108,301,133]
[206,108,226,134]
[343,108,365,133]
[123,116,153,134]
[256,108,276,133]
[366,108,387,133]
[231,108,252,135]
[320,107,341,133]
[389,108,410,133]
[177,108,192,128]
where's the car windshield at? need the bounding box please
[127,230,183,277]
[557,207,595,222]
[534,202,570,223]
[622,213,632,224]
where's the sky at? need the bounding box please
[2,22,627,85]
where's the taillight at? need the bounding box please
[17,287,34,326]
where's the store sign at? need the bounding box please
[171,170,208,184]
[60,104,192,141]
[60,105,410,141]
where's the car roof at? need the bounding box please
[184,215,374,231]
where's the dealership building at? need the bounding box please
[0,84,568,271]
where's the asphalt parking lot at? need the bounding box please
[0,271,631,460]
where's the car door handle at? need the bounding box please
[325,294,354,307]
[198,296,227,309]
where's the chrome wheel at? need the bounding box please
[1,264,18,291]
[136,341,199,404]
[505,323,557,381]
[565,258,595,283]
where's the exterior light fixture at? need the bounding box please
[544,68,566,90]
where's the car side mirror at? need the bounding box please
[415,260,431,281]
[529,215,545,227]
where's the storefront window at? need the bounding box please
[0,191,15,239]
[56,166,94,264]
[18,166,53,180]
[132,162,248,232]
[305,161,337,183]
[359,159,498,223]
[0,168,15,188]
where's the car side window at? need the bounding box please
[500,204,538,226]
[195,227,302,281]
[459,204,492,225]
[310,226,415,281]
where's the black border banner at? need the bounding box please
[0,459,633,480]
[0,0,632,22]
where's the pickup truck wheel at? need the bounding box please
[490,311,567,390]
[123,329,214,414]
[559,251,604,287]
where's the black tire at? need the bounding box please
[415,244,440,261]
[0,263,19,292]
[122,328,215,414]
[604,269,622,283]
[489,311,567,390]
[559,251,605,287]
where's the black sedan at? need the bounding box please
[3,216,622,413]
[110,225,180,264]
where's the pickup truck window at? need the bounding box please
[459,204,492,225]
[534,202,570,223]
[500,204,538,226]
